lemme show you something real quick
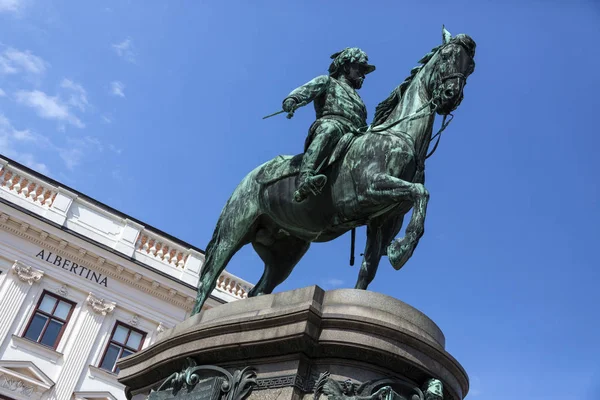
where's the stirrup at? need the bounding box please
[294,175,327,203]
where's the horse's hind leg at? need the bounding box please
[355,214,404,290]
[192,207,258,316]
[248,235,310,297]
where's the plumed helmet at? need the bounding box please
[328,47,376,77]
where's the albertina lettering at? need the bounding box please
[36,249,108,287]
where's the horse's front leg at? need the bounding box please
[365,174,429,270]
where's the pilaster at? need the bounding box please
[0,261,44,346]
[46,292,116,400]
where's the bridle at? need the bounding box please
[367,42,474,160]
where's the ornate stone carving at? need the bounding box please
[157,322,167,333]
[86,292,116,315]
[56,284,69,297]
[129,314,140,326]
[150,358,257,400]
[11,261,44,285]
[423,379,443,400]
[312,372,442,400]
[0,374,35,397]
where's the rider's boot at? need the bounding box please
[294,132,330,203]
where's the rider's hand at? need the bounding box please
[282,98,297,113]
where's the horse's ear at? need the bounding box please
[442,24,452,44]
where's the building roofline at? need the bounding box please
[0,195,226,306]
[0,154,205,255]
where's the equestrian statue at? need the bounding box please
[192,26,476,315]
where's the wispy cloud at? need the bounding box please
[0,47,47,75]
[15,89,84,128]
[0,0,23,13]
[322,278,345,289]
[0,88,5,97]
[0,113,50,174]
[102,115,112,124]
[60,79,88,111]
[1,113,116,172]
[110,80,125,97]
[112,38,136,63]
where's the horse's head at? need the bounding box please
[428,27,476,115]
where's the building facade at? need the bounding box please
[0,156,253,400]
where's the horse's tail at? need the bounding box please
[198,201,227,284]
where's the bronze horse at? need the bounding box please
[193,28,476,314]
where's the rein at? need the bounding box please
[347,72,465,267]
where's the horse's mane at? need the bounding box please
[371,45,441,127]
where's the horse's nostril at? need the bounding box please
[444,89,454,98]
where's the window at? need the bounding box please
[99,322,146,373]
[22,291,75,349]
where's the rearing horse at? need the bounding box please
[193,28,476,315]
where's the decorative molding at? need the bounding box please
[74,391,118,400]
[86,292,116,316]
[0,374,35,397]
[156,322,167,333]
[11,260,44,285]
[154,358,256,400]
[256,374,304,390]
[0,210,196,310]
[10,335,63,364]
[129,314,140,327]
[0,360,55,400]
[39,231,48,240]
[56,284,69,297]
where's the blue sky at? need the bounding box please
[1,1,599,398]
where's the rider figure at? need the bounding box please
[282,47,376,202]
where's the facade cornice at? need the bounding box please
[0,210,197,310]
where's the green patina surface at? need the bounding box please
[193,27,477,316]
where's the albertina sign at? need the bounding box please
[35,249,109,287]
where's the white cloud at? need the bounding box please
[15,89,84,128]
[0,47,47,75]
[0,113,50,174]
[0,88,6,97]
[0,0,23,13]
[60,79,88,111]
[110,81,125,97]
[108,143,122,154]
[102,115,112,124]
[323,278,345,288]
[112,38,136,63]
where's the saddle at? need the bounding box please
[255,131,360,185]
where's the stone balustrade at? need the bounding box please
[215,270,253,299]
[0,163,57,209]
[0,155,254,305]
[135,231,189,269]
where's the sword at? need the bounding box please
[262,109,287,119]
[262,101,305,120]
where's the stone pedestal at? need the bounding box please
[117,286,468,400]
